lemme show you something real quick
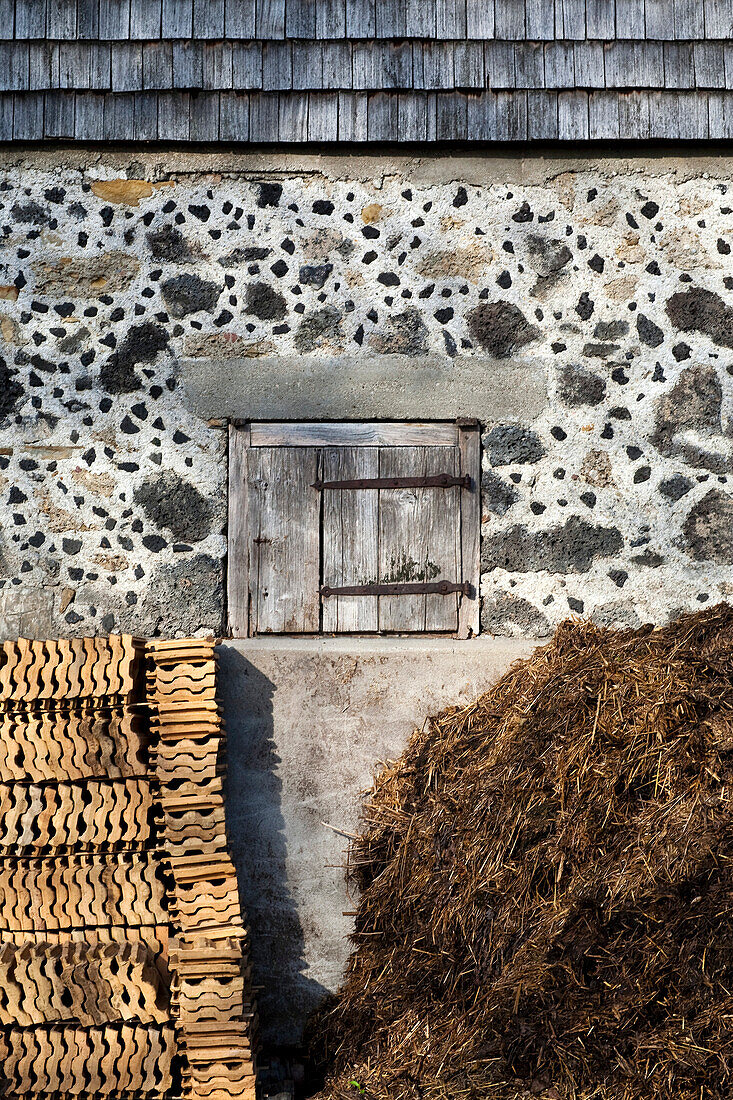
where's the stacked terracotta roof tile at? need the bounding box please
[0,634,257,1100]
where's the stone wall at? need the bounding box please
[1,149,731,639]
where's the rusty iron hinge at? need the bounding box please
[320,581,472,598]
[312,473,471,491]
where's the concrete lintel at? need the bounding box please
[180,354,548,424]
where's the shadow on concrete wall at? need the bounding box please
[217,646,330,1046]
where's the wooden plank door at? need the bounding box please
[377,446,461,632]
[321,447,380,632]
[246,446,321,633]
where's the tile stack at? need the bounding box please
[0,634,257,1100]
[147,638,258,1100]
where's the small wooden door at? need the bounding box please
[228,422,480,638]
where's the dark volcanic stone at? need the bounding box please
[161,274,222,318]
[371,308,428,356]
[636,313,664,347]
[245,282,287,321]
[483,425,545,466]
[148,554,224,634]
[257,182,282,208]
[295,306,343,352]
[593,319,628,341]
[651,365,728,472]
[682,490,733,562]
[665,286,733,349]
[218,247,271,266]
[467,301,539,358]
[134,473,212,543]
[147,224,191,261]
[526,234,573,277]
[99,322,168,394]
[0,358,24,420]
[298,263,333,289]
[481,593,550,638]
[481,514,624,574]
[558,364,607,407]
[482,471,519,515]
[659,474,693,501]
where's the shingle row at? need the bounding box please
[1,38,731,92]
[4,0,733,42]
[3,88,732,142]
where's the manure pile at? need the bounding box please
[310,606,733,1100]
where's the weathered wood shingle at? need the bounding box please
[1,0,731,141]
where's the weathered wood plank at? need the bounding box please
[202,41,233,89]
[589,89,620,137]
[132,91,158,139]
[637,41,665,88]
[421,42,454,91]
[557,0,585,39]
[525,0,554,39]
[454,40,485,88]
[29,42,56,89]
[232,42,262,88]
[143,42,173,89]
[286,0,316,37]
[676,90,710,137]
[0,95,12,138]
[293,40,320,88]
[308,90,338,139]
[618,89,650,137]
[13,90,43,137]
[74,90,105,138]
[544,41,575,89]
[664,41,695,89]
[224,0,257,35]
[527,89,558,139]
[190,90,220,139]
[436,0,467,38]
[398,90,428,139]
[708,90,733,138]
[317,0,346,37]
[48,0,76,38]
[0,0,13,39]
[157,89,190,138]
[321,41,351,89]
[337,89,367,138]
[436,90,467,138]
[247,447,321,634]
[494,89,527,139]
[573,42,603,90]
[194,0,225,36]
[15,0,46,39]
[77,0,100,39]
[44,90,75,137]
[467,89,496,138]
[615,0,645,38]
[485,41,515,89]
[250,422,460,447]
[584,0,614,38]
[345,0,375,38]
[112,43,143,92]
[248,90,279,138]
[219,89,250,138]
[466,0,494,37]
[321,448,380,633]
[704,0,733,37]
[674,0,704,39]
[494,0,525,38]
[99,0,131,38]
[694,42,725,89]
[375,0,406,36]
[366,89,398,139]
[103,90,136,139]
[278,89,308,138]
[407,0,436,37]
[645,0,675,39]
[161,0,193,35]
[378,447,460,634]
[129,0,162,38]
[457,424,480,640]
[263,41,292,90]
[0,43,29,92]
[558,88,588,139]
[514,42,544,90]
[257,0,285,36]
[173,41,203,87]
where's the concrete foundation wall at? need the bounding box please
[1,149,732,640]
[218,635,532,1045]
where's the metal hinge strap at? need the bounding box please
[312,473,471,490]
[320,581,472,598]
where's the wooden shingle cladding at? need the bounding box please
[0,0,731,140]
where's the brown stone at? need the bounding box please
[32,252,140,297]
[0,286,18,301]
[90,179,174,206]
[361,203,383,224]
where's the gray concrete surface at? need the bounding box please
[218,635,533,1045]
[181,354,548,423]
[0,587,56,641]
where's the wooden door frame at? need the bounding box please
[227,421,481,639]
